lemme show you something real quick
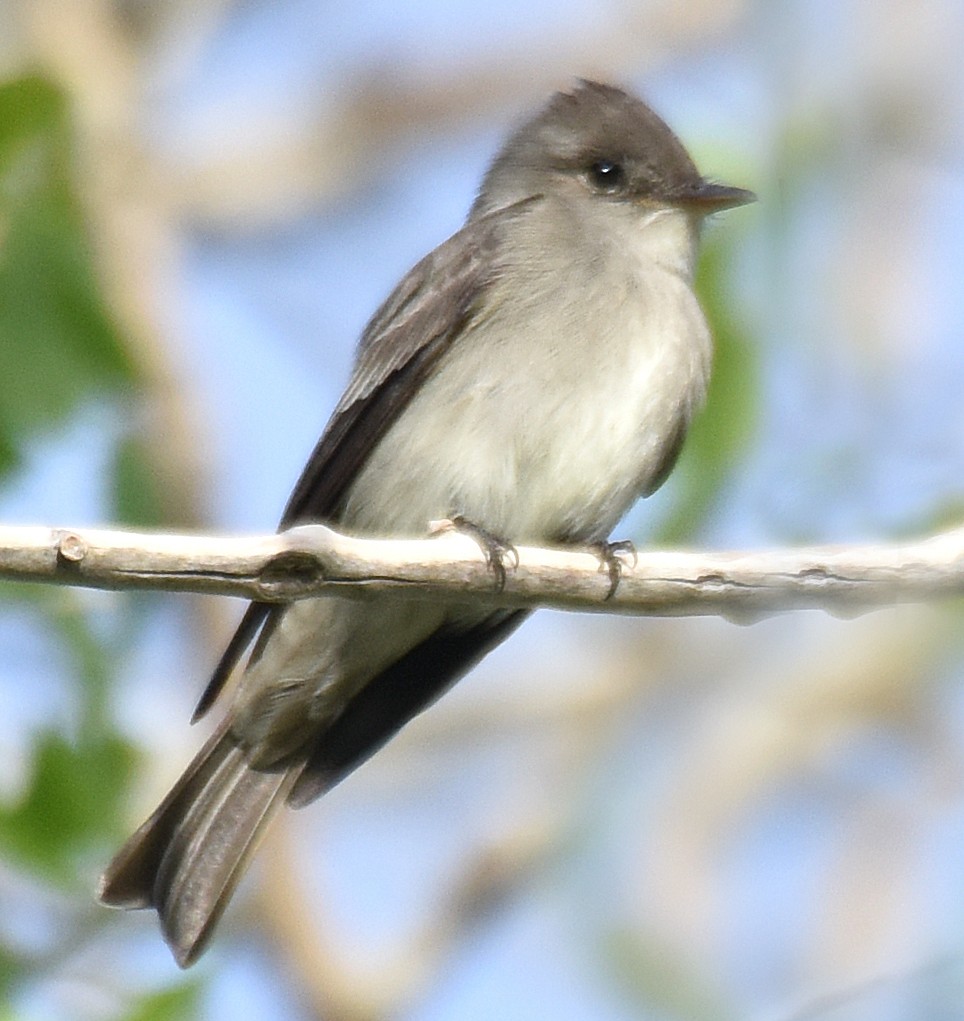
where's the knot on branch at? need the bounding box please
[56,532,89,566]
[257,551,326,600]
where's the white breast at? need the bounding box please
[345,202,712,544]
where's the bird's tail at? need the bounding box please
[98,724,295,968]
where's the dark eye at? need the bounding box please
[587,159,626,193]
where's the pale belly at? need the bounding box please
[343,269,711,545]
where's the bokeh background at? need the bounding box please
[1,1,963,1019]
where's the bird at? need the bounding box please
[98,80,754,967]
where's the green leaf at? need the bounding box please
[120,979,204,1021]
[0,582,145,883]
[0,728,136,882]
[110,431,166,528]
[0,430,15,478]
[0,941,20,1003]
[0,74,136,481]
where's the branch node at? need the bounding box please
[259,551,326,599]
[798,566,833,584]
[56,532,89,564]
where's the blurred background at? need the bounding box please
[1,1,963,1019]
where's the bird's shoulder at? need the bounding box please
[336,194,544,416]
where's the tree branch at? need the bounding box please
[1,522,963,620]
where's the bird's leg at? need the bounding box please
[429,515,519,592]
[590,539,637,600]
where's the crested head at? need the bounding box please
[473,81,753,218]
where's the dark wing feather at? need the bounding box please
[192,198,541,720]
[192,602,270,721]
[279,195,540,526]
[289,609,529,807]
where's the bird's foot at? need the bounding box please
[591,539,637,600]
[430,516,519,591]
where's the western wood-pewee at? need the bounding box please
[100,80,754,966]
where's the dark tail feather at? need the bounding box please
[98,726,294,968]
[102,612,530,965]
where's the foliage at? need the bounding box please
[0,75,134,481]
[0,74,162,1017]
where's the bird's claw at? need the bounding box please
[430,516,518,591]
[592,539,637,600]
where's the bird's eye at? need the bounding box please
[587,159,626,193]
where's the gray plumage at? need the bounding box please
[98,80,753,967]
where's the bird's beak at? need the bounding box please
[676,181,756,212]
